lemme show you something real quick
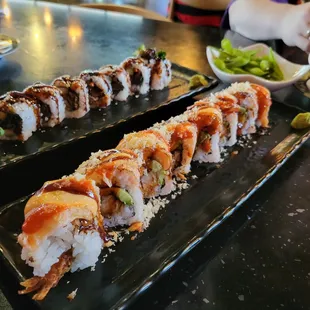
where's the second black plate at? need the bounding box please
[0,64,217,170]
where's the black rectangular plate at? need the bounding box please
[0,64,217,170]
[0,97,309,310]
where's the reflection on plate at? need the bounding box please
[0,34,19,57]
[295,71,310,99]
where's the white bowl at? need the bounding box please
[206,43,310,92]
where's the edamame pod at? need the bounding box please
[226,56,250,67]
[214,58,234,74]
[232,68,248,75]
[260,60,271,71]
[246,67,266,76]
[221,38,233,53]
[212,39,284,81]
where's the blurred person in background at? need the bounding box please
[170,0,230,27]
[222,0,310,55]
[169,0,310,62]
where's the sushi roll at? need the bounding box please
[99,65,131,101]
[193,92,241,147]
[18,174,104,300]
[79,70,112,108]
[52,75,90,119]
[0,91,40,141]
[121,57,151,95]
[152,119,198,179]
[150,56,172,91]
[117,130,174,198]
[137,46,172,90]
[250,83,272,128]
[24,83,65,128]
[76,149,146,229]
[186,106,223,163]
[226,82,259,136]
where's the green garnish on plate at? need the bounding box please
[291,113,310,129]
[133,44,146,56]
[134,44,167,60]
[0,127,4,136]
[213,39,284,81]
[189,74,209,89]
[157,50,166,60]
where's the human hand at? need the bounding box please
[280,3,310,53]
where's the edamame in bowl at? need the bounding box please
[207,39,310,91]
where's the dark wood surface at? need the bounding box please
[0,1,310,309]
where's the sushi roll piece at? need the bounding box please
[193,92,240,147]
[18,174,104,300]
[52,75,90,119]
[250,83,272,128]
[79,70,112,108]
[117,130,174,198]
[99,65,131,101]
[226,82,259,136]
[121,57,151,95]
[152,119,198,179]
[186,106,223,163]
[76,149,146,229]
[0,91,40,141]
[24,83,65,128]
[150,56,172,90]
[137,46,172,90]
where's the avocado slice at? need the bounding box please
[158,171,166,186]
[198,132,211,145]
[116,188,134,206]
[239,106,247,115]
[238,107,247,124]
[151,160,163,173]
[151,160,167,186]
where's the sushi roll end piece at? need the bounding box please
[150,57,172,90]
[0,91,40,141]
[18,174,104,300]
[52,75,90,119]
[250,83,272,128]
[137,46,172,90]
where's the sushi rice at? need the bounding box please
[0,102,38,141]
[151,58,172,90]
[52,76,90,119]
[99,65,131,101]
[121,57,151,95]
[20,223,103,277]
[193,132,221,163]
